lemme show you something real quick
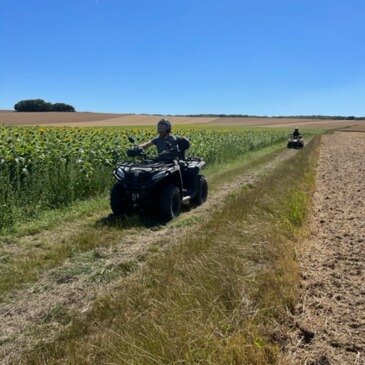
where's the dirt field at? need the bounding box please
[0,112,123,125]
[283,132,365,364]
[336,123,365,132]
[1,111,363,129]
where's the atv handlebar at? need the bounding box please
[127,147,145,158]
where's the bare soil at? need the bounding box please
[336,124,365,132]
[207,117,362,130]
[0,112,123,125]
[0,112,216,126]
[0,147,299,363]
[283,133,365,364]
[1,111,361,129]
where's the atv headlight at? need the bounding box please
[116,167,125,180]
[152,171,166,181]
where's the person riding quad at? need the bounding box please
[140,119,179,157]
[293,128,302,138]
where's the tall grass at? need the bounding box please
[24,137,320,364]
[0,161,111,229]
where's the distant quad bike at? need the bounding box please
[110,136,208,221]
[287,134,304,149]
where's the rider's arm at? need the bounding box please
[140,141,154,149]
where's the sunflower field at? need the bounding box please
[0,126,288,230]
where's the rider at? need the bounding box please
[140,119,179,155]
[292,128,302,138]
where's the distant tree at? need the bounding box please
[14,99,75,112]
[15,99,51,112]
[52,103,75,112]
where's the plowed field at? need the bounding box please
[284,132,365,364]
[1,111,363,129]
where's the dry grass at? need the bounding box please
[0,215,140,296]
[23,137,320,364]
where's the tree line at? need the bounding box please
[14,99,75,112]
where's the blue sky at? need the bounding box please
[1,0,364,116]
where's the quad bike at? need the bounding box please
[110,136,208,221]
[287,134,304,149]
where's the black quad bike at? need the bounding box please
[110,136,208,221]
[287,134,304,149]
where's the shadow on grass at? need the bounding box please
[95,203,194,230]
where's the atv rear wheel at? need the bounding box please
[191,175,208,206]
[110,182,133,216]
[158,184,181,221]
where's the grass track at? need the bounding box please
[22,137,321,364]
[0,142,287,297]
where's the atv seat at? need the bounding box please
[175,137,199,190]
[176,137,190,160]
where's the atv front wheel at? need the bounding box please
[191,175,208,206]
[110,182,133,216]
[158,184,181,221]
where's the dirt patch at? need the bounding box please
[0,147,300,363]
[283,133,365,364]
[0,112,122,125]
[0,112,216,126]
[336,123,365,132]
[207,117,359,129]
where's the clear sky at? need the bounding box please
[1,0,364,116]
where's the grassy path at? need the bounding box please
[0,142,289,296]
[0,142,305,362]
[20,137,320,364]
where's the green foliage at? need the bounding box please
[14,99,75,112]
[0,126,288,230]
[51,103,75,112]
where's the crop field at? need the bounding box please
[0,126,288,231]
[1,123,363,364]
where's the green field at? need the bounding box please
[0,126,288,231]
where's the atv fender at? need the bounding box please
[151,172,183,199]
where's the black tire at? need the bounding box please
[110,182,132,216]
[158,184,181,221]
[191,175,208,206]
